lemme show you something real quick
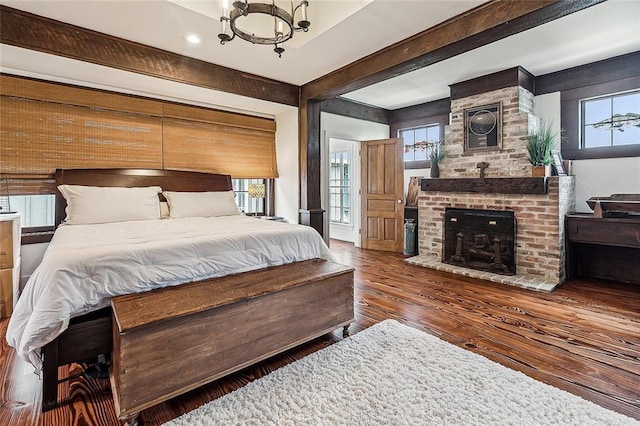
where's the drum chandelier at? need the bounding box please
[218,0,311,57]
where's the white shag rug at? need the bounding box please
[164,319,638,426]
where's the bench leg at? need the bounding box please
[343,324,350,338]
[42,338,59,411]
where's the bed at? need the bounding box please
[6,168,353,412]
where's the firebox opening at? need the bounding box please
[443,208,516,276]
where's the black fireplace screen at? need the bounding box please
[443,208,516,275]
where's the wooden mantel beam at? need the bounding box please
[0,5,300,107]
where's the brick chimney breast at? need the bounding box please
[412,80,576,292]
[441,86,535,179]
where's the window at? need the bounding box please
[561,76,640,160]
[399,123,443,169]
[581,90,640,149]
[329,151,350,224]
[232,179,265,214]
[6,194,55,228]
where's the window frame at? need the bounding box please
[328,150,351,225]
[232,178,266,215]
[394,114,448,170]
[561,76,640,160]
[580,89,639,149]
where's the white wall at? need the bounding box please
[321,113,389,246]
[534,92,640,212]
[274,108,300,223]
[534,92,562,149]
[572,157,640,212]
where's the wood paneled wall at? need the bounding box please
[0,75,277,195]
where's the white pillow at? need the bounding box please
[58,185,162,225]
[164,191,240,218]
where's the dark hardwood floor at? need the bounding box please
[2,240,639,425]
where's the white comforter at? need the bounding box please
[7,216,334,370]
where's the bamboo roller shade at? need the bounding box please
[163,118,278,179]
[0,174,56,197]
[0,75,278,194]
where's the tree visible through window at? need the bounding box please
[329,151,350,224]
[581,90,640,148]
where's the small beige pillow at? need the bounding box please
[160,201,170,219]
[164,191,240,218]
[58,185,162,225]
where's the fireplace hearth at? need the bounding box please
[443,208,516,275]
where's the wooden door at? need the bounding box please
[360,138,404,252]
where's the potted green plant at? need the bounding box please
[525,120,557,177]
[427,138,445,178]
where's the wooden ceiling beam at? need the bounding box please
[301,0,605,101]
[321,98,390,125]
[0,5,300,107]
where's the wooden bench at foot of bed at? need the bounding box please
[110,259,355,423]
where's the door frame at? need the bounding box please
[323,136,361,246]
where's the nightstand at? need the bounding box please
[1,214,21,318]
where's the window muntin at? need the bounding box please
[232,179,265,215]
[400,124,441,164]
[329,151,350,225]
[581,90,640,149]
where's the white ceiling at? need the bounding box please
[0,0,639,116]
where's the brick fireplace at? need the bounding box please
[406,68,576,291]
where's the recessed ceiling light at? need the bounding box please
[185,34,201,44]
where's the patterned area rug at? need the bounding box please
[165,319,638,425]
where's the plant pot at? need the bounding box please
[430,162,440,178]
[531,165,551,177]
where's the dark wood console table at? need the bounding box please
[566,213,640,285]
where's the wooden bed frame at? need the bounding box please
[41,168,354,415]
[43,168,235,410]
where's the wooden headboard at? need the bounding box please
[54,168,233,227]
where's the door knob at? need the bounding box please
[397,199,403,204]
